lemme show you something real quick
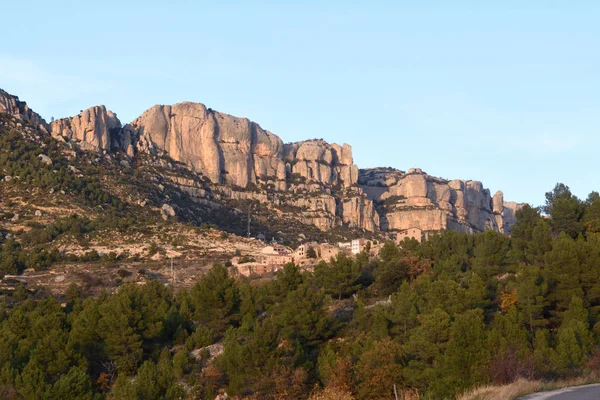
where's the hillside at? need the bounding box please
[2,89,600,399]
[0,180,599,399]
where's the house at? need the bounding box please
[337,241,352,250]
[259,253,293,266]
[318,243,341,260]
[261,244,291,256]
[351,238,368,254]
[293,242,318,261]
[234,263,281,277]
[396,227,423,244]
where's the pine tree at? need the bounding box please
[583,192,600,233]
[354,338,404,400]
[543,234,584,322]
[403,308,451,391]
[487,308,532,383]
[432,309,489,397]
[510,204,543,260]
[516,263,549,332]
[544,183,584,238]
[190,264,240,334]
[50,366,93,400]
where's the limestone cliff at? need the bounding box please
[359,167,521,234]
[118,102,376,232]
[122,103,360,193]
[124,102,287,189]
[1,88,522,236]
[0,89,48,133]
[50,106,121,152]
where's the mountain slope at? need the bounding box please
[1,88,522,240]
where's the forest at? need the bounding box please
[0,182,600,399]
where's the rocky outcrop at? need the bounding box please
[0,87,524,236]
[0,89,48,133]
[284,140,358,188]
[359,168,522,234]
[341,194,379,232]
[50,106,121,152]
[121,103,360,193]
[124,102,287,189]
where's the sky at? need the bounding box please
[1,1,599,206]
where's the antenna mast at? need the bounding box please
[171,258,175,285]
[247,204,252,237]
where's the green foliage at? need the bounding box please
[313,254,363,299]
[0,182,600,398]
[544,183,584,238]
[0,128,122,209]
[190,264,240,335]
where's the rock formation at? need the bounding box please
[50,106,121,152]
[121,102,286,189]
[0,89,48,133]
[0,87,523,235]
[359,168,521,234]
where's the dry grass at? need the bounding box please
[458,375,600,400]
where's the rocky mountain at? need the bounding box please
[0,89,48,133]
[1,88,522,237]
[359,168,520,234]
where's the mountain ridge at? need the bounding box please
[0,88,522,236]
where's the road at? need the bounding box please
[520,383,600,400]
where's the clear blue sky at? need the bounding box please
[2,1,599,206]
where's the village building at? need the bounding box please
[261,244,291,256]
[234,263,283,277]
[337,241,352,251]
[292,242,318,261]
[260,253,293,266]
[396,227,423,244]
[318,243,341,260]
[351,238,368,254]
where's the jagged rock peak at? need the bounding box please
[0,89,48,132]
[50,105,121,152]
[126,101,358,189]
[358,168,523,235]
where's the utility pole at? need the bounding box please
[247,204,252,237]
[170,258,175,285]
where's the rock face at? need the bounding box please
[50,106,121,152]
[359,168,521,234]
[1,87,524,236]
[283,140,358,188]
[124,103,287,189]
[0,89,48,133]
[116,102,377,231]
[123,103,359,192]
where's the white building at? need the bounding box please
[351,238,368,254]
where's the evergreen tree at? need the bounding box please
[50,366,93,400]
[487,308,532,383]
[510,204,543,260]
[544,183,584,238]
[432,309,489,398]
[515,264,549,332]
[583,192,600,233]
[543,234,584,321]
[403,308,451,391]
[314,254,362,299]
[354,338,404,400]
[190,264,240,335]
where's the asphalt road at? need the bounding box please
[520,384,600,400]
